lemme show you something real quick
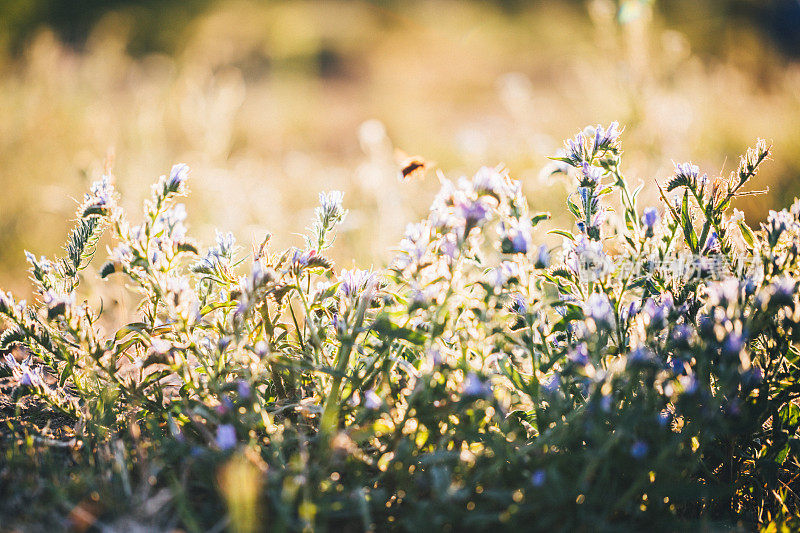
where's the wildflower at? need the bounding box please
[318,190,345,221]
[670,324,692,349]
[41,290,74,318]
[769,277,796,307]
[488,261,520,289]
[531,469,546,487]
[564,131,589,165]
[509,292,527,315]
[166,163,190,195]
[427,347,443,367]
[674,162,701,184]
[578,161,603,188]
[154,204,188,242]
[722,331,745,357]
[80,174,116,217]
[541,374,560,395]
[463,372,492,398]
[568,235,610,281]
[642,207,659,238]
[339,268,379,299]
[165,276,200,323]
[703,231,720,254]
[472,166,506,197]
[594,121,621,152]
[109,243,134,269]
[237,380,251,400]
[456,196,491,231]
[216,397,234,415]
[215,230,236,258]
[630,440,648,459]
[741,366,764,390]
[568,343,589,366]
[627,346,655,368]
[364,389,382,410]
[534,244,550,269]
[707,277,740,308]
[216,424,237,451]
[764,209,794,247]
[395,222,430,270]
[254,340,270,358]
[586,293,614,331]
[502,219,532,254]
[641,295,672,330]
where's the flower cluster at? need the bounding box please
[2,128,799,532]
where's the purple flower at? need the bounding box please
[769,277,796,307]
[167,163,190,193]
[703,230,720,254]
[642,207,659,237]
[318,190,345,220]
[594,121,621,151]
[627,346,655,368]
[216,424,237,451]
[670,324,692,349]
[364,389,382,410]
[472,166,506,196]
[457,197,491,228]
[339,268,379,298]
[723,332,745,357]
[509,293,527,315]
[630,440,648,459]
[674,162,700,183]
[568,343,589,366]
[80,175,116,216]
[531,469,546,487]
[237,380,251,400]
[565,132,588,164]
[463,372,492,398]
[541,374,560,394]
[586,293,615,330]
[578,162,603,187]
[534,244,550,269]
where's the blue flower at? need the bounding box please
[339,268,379,298]
[167,163,190,193]
[535,244,550,269]
[586,293,615,331]
[579,162,603,187]
[568,343,589,366]
[642,207,659,237]
[216,424,237,451]
[463,372,492,398]
[630,440,648,459]
[531,469,546,487]
[364,389,382,410]
[594,121,621,152]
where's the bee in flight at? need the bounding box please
[395,149,434,182]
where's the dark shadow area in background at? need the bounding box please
[1,0,799,58]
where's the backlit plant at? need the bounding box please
[2,124,799,531]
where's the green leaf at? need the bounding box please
[566,198,581,219]
[549,229,574,241]
[531,213,550,227]
[680,191,698,252]
[371,315,427,345]
[738,220,756,247]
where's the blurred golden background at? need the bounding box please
[1,0,800,297]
